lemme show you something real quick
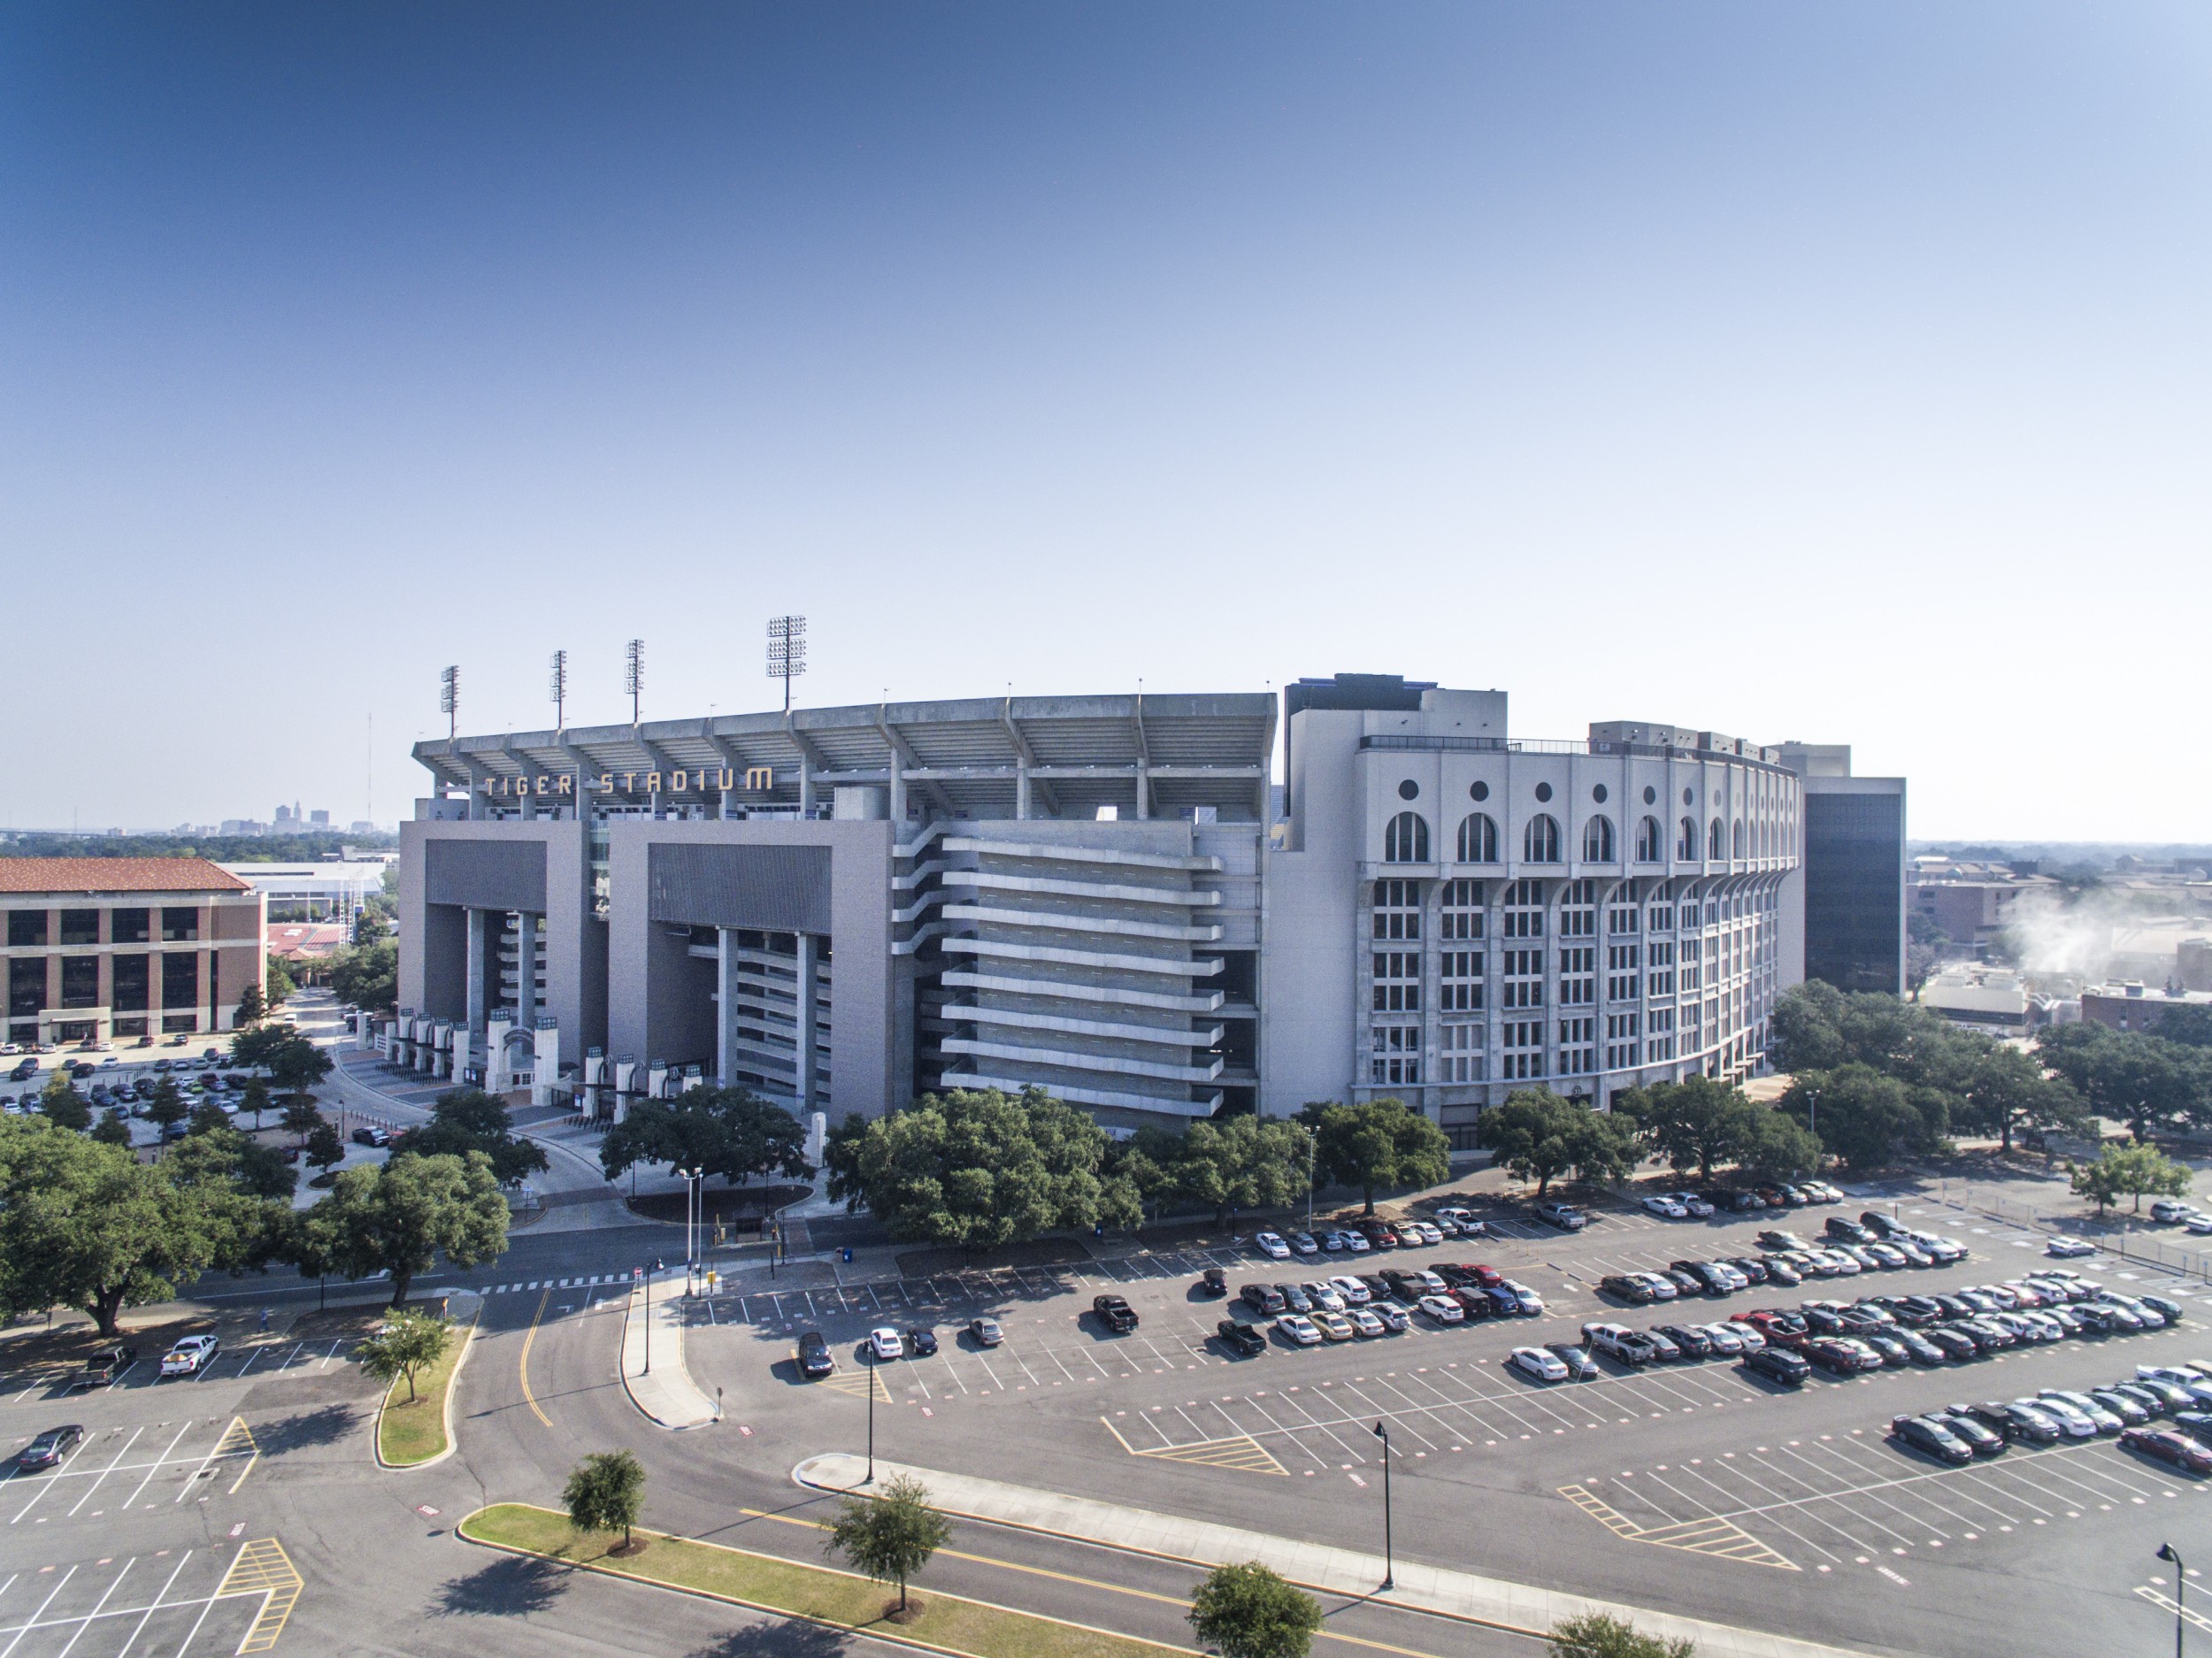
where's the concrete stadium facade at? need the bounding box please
[396,679,1801,1139]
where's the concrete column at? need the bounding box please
[1015,762,1032,820]
[799,755,815,817]
[486,1011,513,1091]
[795,933,818,1109]
[717,926,741,1086]
[1133,761,1150,819]
[532,1018,561,1108]
[465,908,487,1032]
[720,785,736,820]
[517,912,539,1028]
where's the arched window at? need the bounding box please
[1384,810,1430,864]
[1732,819,1747,858]
[1456,812,1498,863]
[1524,813,1561,863]
[1635,817,1663,863]
[1708,817,1725,860]
[1581,816,1615,863]
[1678,817,1697,860]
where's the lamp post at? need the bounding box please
[1303,1125,1317,1237]
[641,1263,650,1375]
[865,1343,878,1485]
[2160,1543,2186,1658]
[1371,1421,1394,1590]
[673,1165,703,1293]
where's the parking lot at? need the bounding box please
[0,1537,294,1658]
[694,1186,2212,1658]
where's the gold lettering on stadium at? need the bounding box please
[478,767,773,797]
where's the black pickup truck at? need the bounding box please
[1092,1294,1140,1333]
[69,1346,137,1390]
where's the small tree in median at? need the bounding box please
[1548,1611,1694,1658]
[303,1120,346,1181]
[143,1078,189,1140]
[357,1309,454,1403]
[1187,1561,1324,1658]
[280,1094,325,1148]
[564,1449,647,1553]
[824,1472,950,1616]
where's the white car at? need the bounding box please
[1500,1279,1545,1315]
[1302,1281,1346,1313]
[1697,1322,1745,1355]
[1725,1322,1766,1353]
[1256,1232,1292,1261]
[2017,1394,2098,1438]
[1641,1194,1688,1219]
[1671,1193,1716,1218]
[1417,1293,1465,1324]
[1329,1274,1372,1304]
[1409,1221,1443,1246]
[1341,1232,1371,1255]
[2139,1365,2212,1407]
[2046,1235,2098,1258]
[1348,1308,1386,1338]
[2189,1215,2212,1237]
[1509,1346,1571,1382]
[161,1334,219,1378]
[868,1327,903,1362]
[1276,1314,1322,1346]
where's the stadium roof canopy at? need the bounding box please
[413,692,1278,821]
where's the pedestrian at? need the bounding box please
[257,1308,270,1333]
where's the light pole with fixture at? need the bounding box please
[1371,1421,1394,1590]
[2160,1543,2186,1658]
[1302,1125,1317,1237]
[865,1340,878,1485]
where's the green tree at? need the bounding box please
[303,1120,346,1179]
[1548,1611,1695,1658]
[356,1309,453,1402]
[1735,1108,1824,1182]
[1571,1107,1645,1189]
[352,907,391,947]
[0,1117,273,1336]
[330,939,398,1013]
[1955,1047,2088,1154]
[2155,1005,2212,1049]
[713,1087,813,1185]
[166,1124,298,1203]
[39,1071,92,1132]
[1777,1065,1947,1170]
[563,1450,647,1552]
[1296,1099,1451,1215]
[239,1076,273,1129]
[824,1473,950,1614]
[2038,1025,2205,1140]
[267,1032,334,1097]
[187,1099,232,1138]
[1187,1562,1325,1658]
[293,1150,510,1306]
[407,1089,550,1185]
[280,1094,325,1146]
[596,1087,810,1191]
[265,956,296,1007]
[1126,1115,1311,1227]
[144,1078,190,1139]
[1612,1077,1758,1181]
[90,1115,134,1148]
[234,982,267,1029]
[1473,1089,1586,1197]
[823,1088,1139,1248]
[2070,1141,2190,1216]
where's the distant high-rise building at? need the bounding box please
[310,810,330,826]
[1776,744,1906,996]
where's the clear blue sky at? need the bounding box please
[4,4,2208,838]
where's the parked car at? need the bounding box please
[905,1327,939,1356]
[1641,1194,1688,1219]
[867,1326,904,1362]
[796,1331,834,1376]
[1242,1284,1287,1316]
[15,1425,84,1471]
[2124,1427,2212,1474]
[1328,1274,1371,1304]
[967,1316,1004,1347]
[1891,1415,1974,1465]
[1743,1346,1809,1386]
[1547,1341,1601,1379]
[1288,1232,1320,1255]
[1509,1346,1571,1382]
[1217,1320,1267,1356]
[351,1125,391,1148]
[1255,1232,1291,1260]
[1582,1323,1660,1366]
[1091,1294,1140,1333]
[160,1334,219,1378]
[1534,1201,1587,1231]
[1417,1294,1465,1324]
[2045,1235,2097,1259]
[1276,1314,1322,1347]
[69,1346,137,1389]
[1312,1310,1355,1342]
[1199,1267,1228,1297]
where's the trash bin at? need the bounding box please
[841,1247,853,1263]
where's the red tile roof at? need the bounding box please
[0,857,253,895]
[267,923,347,959]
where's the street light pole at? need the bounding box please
[2161,1543,2186,1658]
[641,1263,650,1375]
[1371,1421,1394,1590]
[1305,1127,1317,1236]
[865,1346,877,1485]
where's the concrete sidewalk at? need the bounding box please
[620,1277,718,1430]
[793,1453,1873,1658]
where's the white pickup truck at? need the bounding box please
[1580,1322,1660,1366]
[160,1334,219,1378]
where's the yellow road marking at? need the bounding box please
[730,1504,1460,1654]
[219,1417,262,1494]
[1101,1415,1288,1476]
[519,1286,552,1427]
[1557,1485,1795,1571]
[818,1368,893,1402]
[218,1536,303,1652]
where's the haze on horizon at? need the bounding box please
[3,4,2208,842]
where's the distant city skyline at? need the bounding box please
[4,4,2208,840]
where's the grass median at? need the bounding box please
[459,1502,1190,1658]
[376,1314,473,1467]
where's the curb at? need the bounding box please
[453,1506,1190,1658]
[618,1287,717,1432]
[374,1297,480,1472]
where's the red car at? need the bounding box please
[1443,1263,1503,1288]
[1734,1309,1811,1349]
[2123,1428,2212,1475]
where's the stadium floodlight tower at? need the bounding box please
[767,615,808,713]
[439,664,459,738]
